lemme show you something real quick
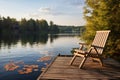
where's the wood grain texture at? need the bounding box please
[37,56,120,80]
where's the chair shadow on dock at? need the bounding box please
[37,55,120,80]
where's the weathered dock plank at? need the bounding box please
[37,55,120,80]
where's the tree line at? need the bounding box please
[0,16,84,38]
[0,16,58,37]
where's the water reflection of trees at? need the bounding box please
[0,34,48,49]
[0,35,19,48]
[0,33,80,49]
[20,34,48,45]
[49,34,58,43]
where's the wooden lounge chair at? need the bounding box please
[70,30,110,68]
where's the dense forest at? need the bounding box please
[83,0,120,60]
[0,16,84,37]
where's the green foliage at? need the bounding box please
[83,0,120,56]
[49,25,59,34]
[49,21,59,34]
[48,21,84,34]
[1,17,19,36]
[19,18,49,35]
[58,25,84,33]
[0,16,60,37]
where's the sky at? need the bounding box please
[0,0,86,26]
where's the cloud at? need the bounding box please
[28,7,82,20]
[37,7,66,16]
[28,0,86,18]
[38,7,51,13]
[27,7,52,19]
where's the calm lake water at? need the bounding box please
[0,34,81,80]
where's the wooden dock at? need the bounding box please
[37,55,120,80]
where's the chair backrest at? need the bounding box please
[91,30,110,54]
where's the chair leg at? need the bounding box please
[79,57,87,69]
[69,55,77,65]
[99,58,103,66]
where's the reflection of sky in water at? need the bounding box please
[0,35,81,80]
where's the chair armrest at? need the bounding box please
[74,49,85,54]
[79,42,87,45]
[79,42,87,50]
